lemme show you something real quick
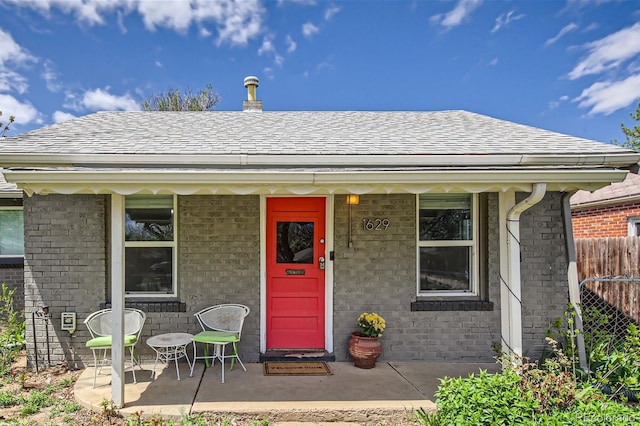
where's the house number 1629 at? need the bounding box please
[363,218,390,231]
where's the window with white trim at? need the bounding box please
[124,195,176,297]
[0,204,23,258]
[417,193,478,296]
[628,216,640,236]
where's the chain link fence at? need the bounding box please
[579,277,640,342]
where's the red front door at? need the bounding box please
[266,197,326,350]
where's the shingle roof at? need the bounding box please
[0,110,630,156]
[571,172,640,207]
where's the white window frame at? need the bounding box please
[124,194,177,298]
[628,216,640,236]
[0,205,24,258]
[416,193,478,297]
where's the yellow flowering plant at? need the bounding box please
[357,312,386,337]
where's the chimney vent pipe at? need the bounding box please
[243,76,262,112]
[244,76,259,101]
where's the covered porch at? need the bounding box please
[73,359,499,423]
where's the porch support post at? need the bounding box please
[110,194,125,408]
[498,190,517,356]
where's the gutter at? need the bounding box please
[3,168,630,186]
[0,152,639,168]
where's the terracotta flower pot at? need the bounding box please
[348,331,382,369]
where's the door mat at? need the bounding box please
[263,361,332,376]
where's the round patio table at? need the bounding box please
[147,332,194,381]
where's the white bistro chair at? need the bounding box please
[84,308,146,388]
[189,304,250,383]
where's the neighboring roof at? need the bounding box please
[0,110,637,196]
[571,172,640,209]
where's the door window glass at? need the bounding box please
[277,221,313,264]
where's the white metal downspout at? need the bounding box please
[500,183,546,358]
[561,192,588,370]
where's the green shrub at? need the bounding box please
[425,338,640,426]
[0,283,25,375]
[0,389,22,407]
[435,368,538,425]
[588,323,640,397]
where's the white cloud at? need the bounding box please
[263,66,274,79]
[0,70,29,94]
[155,61,163,68]
[548,95,569,110]
[568,22,640,80]
[325,5,341,21]
[210,0,265,46]
[0,28,37,95]
[302,22,319,38]
[116,10,128,33]
[316,61,335,73]
[277,0,316,6]
[545,23,578,47]
[583,22,599,33]
[52,110,76,123]
[2,0,120,26]
[258,36,276,56]
[66,87,140,112]
[42,60,62,92]
[5,0,266,47]
[286,35,297,53]
[0,28,36,66]
[0,93,40,125]
[430,0,483,30]
[573,73,640,115]
[258,36,284,66]
[488,58,498,67]
[136,0,194,32]
[491,10,525,33]
[565,0,615,12]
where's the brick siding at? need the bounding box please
[571,201,640,238]
[333,192,568,362]
[23,192,568,367]
[519,192,570,358]
[23,194,108,369]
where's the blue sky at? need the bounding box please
[0,0,639,144]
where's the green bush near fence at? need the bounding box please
[0,283,25,375]
[416,305,640,426]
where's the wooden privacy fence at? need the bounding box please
[575,237,640,326]
[575,236,640,282]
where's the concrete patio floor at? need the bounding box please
[74,360,500,423]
